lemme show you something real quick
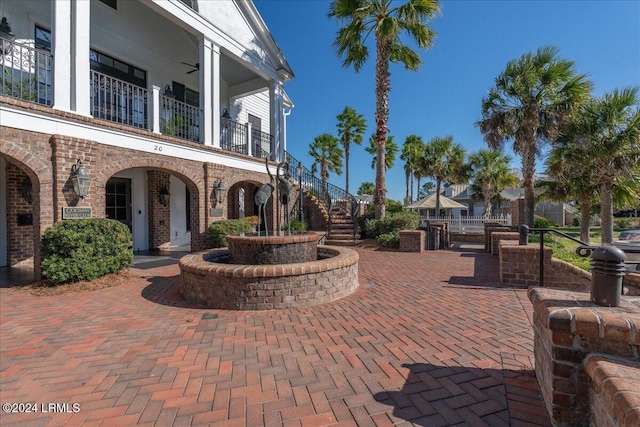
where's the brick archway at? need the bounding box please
[95,156,205,251]
[0,151,53,280]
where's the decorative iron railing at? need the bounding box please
[1,38,52,106]
[91,70,147,129]
[252,127,273,159]
[220,116,248,154]
[284,151,359,240]
[160,95,200,142]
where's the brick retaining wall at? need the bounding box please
[490,231,520,255]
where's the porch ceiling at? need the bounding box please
[220,55,263,87]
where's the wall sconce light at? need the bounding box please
[70,159,91,199]
[159,187,170,207]
[163,84,175,99]
[21,178,33,204]
[212,180,226,207]
[0,17,15,56]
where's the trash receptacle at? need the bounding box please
[590,246,627,307]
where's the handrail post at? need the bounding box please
[539,230,545,287]
[519,224,529,245]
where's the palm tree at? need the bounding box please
[421,135,466,216]
[468,149,517,218]
[365,134,398,171]
[309,133,344,195]
[477,45,592,227]
[401,135,424,204]
[358,181,375,195]
[419,181,435,198]
[544,124,599,244]
[567,87,640,243]
[336,106,367,195]
[329,0,441,219]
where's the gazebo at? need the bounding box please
[404,193,468,218]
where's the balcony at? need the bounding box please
[1,38,53,107]
[2,38,273,159]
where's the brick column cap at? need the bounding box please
[528,287,640,344]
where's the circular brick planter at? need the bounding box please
[179,246,359,310]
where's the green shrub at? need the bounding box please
[376,232,399,248]
[615,217,633,229]
[363,218,380,239]
[41,219,133,284]
[207,219,252,248]
[282,219,307,233]
[376,211,419,236]
[358,211,376,237]
[534,216,556,228]
[386,199,403,214]
[361,211,420,239]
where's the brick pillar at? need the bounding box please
[511,199,526,227]
[528,287,640,426]
[6,164,34,267]
[147,170,171,250]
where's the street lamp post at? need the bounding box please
[296,163,304,222]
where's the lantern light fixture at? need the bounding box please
[70,159,91,199]
[159,187,170,207]
[213,180,226,207]
[21,178,33,204]
[0,17,15,56]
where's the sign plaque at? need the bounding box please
[62,207,92,219]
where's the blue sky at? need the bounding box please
[254,0,640,202]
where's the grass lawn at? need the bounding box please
[533,227,629,271]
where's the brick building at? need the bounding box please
[0,0,295,280]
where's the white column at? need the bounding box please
[52,0,71,112]
[269,81,284,162]
[200,38,219,147]
[211,43,221,147]
[246,122,253,157]
[151,85,161,134]
[71,0,90,116]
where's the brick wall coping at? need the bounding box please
[584,353,640,427]
[226,232,321,245]
[179,245,359,278]
[528,287,640,344]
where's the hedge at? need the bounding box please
[207,219,253,248]
[41,219,133,284]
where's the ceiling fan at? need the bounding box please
[181,62,199,74]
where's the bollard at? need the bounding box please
[519,224,529,245]
[590,246,627,307]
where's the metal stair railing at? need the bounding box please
[518,225,639,287]
[284,151,359,241]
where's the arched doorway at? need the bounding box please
[0,156,41,285]
[105,168,197,252]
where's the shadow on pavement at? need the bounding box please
[373,362,551,426]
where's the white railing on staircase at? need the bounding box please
[419,215,512,233]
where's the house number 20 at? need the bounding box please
[154,144,163,152]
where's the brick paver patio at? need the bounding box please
[0,245,551,426]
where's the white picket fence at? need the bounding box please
[419,215,512,233]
